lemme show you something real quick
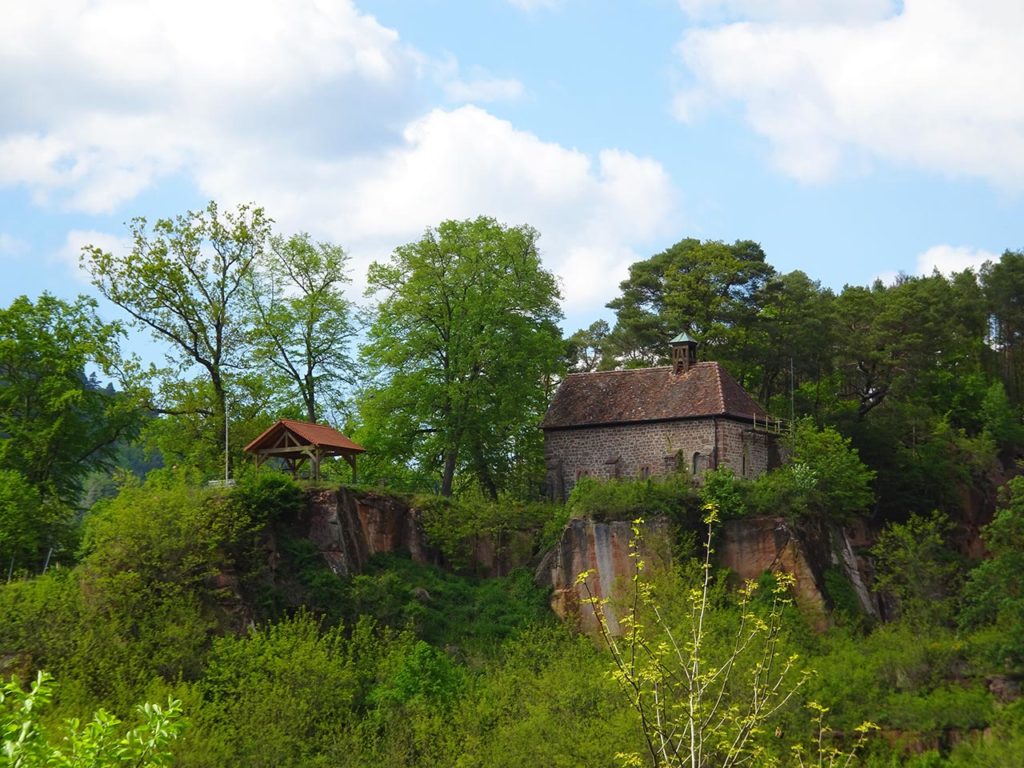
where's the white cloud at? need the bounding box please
[674,0,1024,188]
[678,0,896,23]
[433,55,525,104]
[443,73,525,104]
[0,0,678,321]
[198,106,677,314]
[0,0,422,212]
[0,233,28,259]
[57,229,131,285]
[916,244,997,276]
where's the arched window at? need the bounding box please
[692,452,707,476]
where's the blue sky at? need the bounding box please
[1,0,1021,339]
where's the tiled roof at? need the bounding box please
[244,419,365,454]
[541,362,768,429]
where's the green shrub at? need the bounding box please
[882,684,993,732]
[416,495,560,571]
[0,570,84,682]
[750,419,876,522]
[943,699,1024,767]
[809,622,976,732]
[565,473,697,523]
[229,472,305,527]
[343,554,553,657]
[180,613,380,768]
[1,671,184,768]
[823,566,869,631]
[699,467,748,518]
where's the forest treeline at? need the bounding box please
[2,202,1024,766]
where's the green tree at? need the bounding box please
[787,419,875,519]
[980,380,1024,456]
[750,419,874,521]
[981,250,1024,402]
[0,471,50,575]
[565,319,610,372]
[751,270,835,410]
[81,202,272,470]
[604,238,774,374]
[359,217,563,498]
[872,512,962,628]
[832,273,984,418]
[245,233,355,423]
[961,476,1024,665]
[0,294,142,503]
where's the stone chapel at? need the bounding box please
[541,333,780,500]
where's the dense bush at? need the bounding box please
[1,468,1017,767]
[873,512,964,629]
[415,494,565,570]
[960,475,1024,669]
[343,554,554,657]
[1,671,184,768]
[565,472,698,522]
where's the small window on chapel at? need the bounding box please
[639,466,651,480]
[693,452,707,476]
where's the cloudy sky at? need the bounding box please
[1,0,1021,335]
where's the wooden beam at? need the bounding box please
[251,445,315,457]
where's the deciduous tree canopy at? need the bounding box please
[359,217,563,497]
[0,294,142,500]
[81,202,272,467]
[245,233,355,424]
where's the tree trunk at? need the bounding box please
[304,371,317,423]
[441,449,458,497]
[211,371,231,476]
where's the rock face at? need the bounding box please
[292,488,538,579]
[717,517,881,628]
[719,517,830,627]
[539,515,880,635]
[298,488,441,577]
[288,488,886,635]
[535,517,673,635]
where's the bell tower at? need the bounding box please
[670,331,698,375]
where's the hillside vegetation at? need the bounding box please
[3,205,1024,766]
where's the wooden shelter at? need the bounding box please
[243,419,365,481]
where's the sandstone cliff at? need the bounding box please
[290,487,441,577]
[283,488,883,635]
[534,517,673,635]
[536,514,879,634]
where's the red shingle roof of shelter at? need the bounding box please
[244,419,365,454]
[541,362,768,430]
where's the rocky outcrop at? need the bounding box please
[539,514,881,636]
[298,488,441,577]
[719,517,831,628]
[535,517,673,635]
[289,488,539,579]
[289,488,887,635]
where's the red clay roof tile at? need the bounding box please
[244,419,365,454]
[541,362,767,429]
